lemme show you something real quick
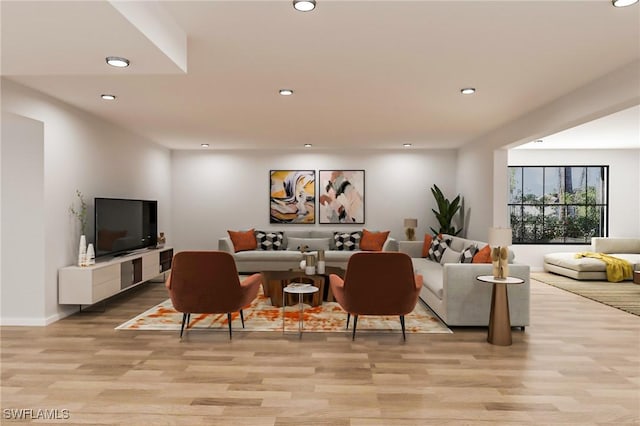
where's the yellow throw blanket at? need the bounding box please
[575,252,633,283]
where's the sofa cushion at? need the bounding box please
[460,244,478,263]
[227,229,257,252]
[544,252,640,272]
[255,230,283,250]
[592,238,640,254]
[446,236,467,252]
[334,231,362,251]
[233,250,303,261]
[310,230,338,249]
[324,250,358,262]
[412,258,444,299]
[360,229,390,251]
[440,248,462,264]
[287,237,331,251]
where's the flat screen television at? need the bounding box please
[94,197,158,258]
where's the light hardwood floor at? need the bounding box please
[2,279,639,425]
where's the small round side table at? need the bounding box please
[282,283,319,338]
[476,275,525,346]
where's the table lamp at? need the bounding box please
[404,218,418,241]
[488,227,512,279]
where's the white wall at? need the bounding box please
[508,148,640,269]
[170,149,458,251]
[1,113,46,324]
[1,79,172,325]
[456,145,494,242]
[458,61,639,244]
[455,61,639,271]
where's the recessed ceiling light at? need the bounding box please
[403,143,412,148]
[279,89,294,96]
[201,143,210,148]
[612,0,638,7]
[460,88,476,95]
[533,139,544,143]
[304,143,312,148]
[293,0,316,12]
[101,94,116,100]
[105,56,130,68]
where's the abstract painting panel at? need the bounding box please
[270,170,316,224]
[318,170,365,224]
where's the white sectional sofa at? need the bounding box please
[218,230,398,273]
[544,237,640,280]
[399,234,530,327]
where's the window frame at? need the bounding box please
[508,165,609,245]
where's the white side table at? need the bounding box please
[282,283,319,338]
[476,275,525,346]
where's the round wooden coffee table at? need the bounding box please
[261,267,345,307]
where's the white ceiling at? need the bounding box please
[516,104,640,150]
[2,0,639,150]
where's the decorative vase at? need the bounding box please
[317,250,325,274]
[299,259,306,270]
[86,243,95,265]
[305,254,316,275]
[157,232,166,248]
[491,247,509,279]
[78,235,87,266]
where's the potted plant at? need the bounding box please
[430,184,463,236]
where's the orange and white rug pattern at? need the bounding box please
[115,290,451,334]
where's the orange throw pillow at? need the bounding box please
[421,234,433,258]
[360,229,390,251]
[227,229,257,252]
[472,244,492,263]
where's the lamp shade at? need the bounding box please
[404,218,418,228]
[488,227,512,247]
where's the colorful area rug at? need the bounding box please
[115,289,451,334]
[532,271,640,316]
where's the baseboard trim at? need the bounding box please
[45,307,76,325]
[1,306,77,326]
[0,317,48,326]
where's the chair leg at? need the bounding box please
[346,313,350,329]
[352,315,358,341]
[227,313,233,339]
[180,313,189,339]
[240,310,245,328]
[400,315,406,341]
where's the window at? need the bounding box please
[508,166,608,244]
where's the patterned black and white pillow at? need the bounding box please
[255,231,283,251]
[460,244,478,263]
[428,237,450,263]
[334,231,362,251]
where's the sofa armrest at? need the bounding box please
[218,237,234,254]
[442,263,530,325]
[592,237,640,254]
[398,240,422,258]
[382,237,398,252]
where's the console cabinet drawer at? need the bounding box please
[58,248,173,306]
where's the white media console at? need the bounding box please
[58,247,173,306]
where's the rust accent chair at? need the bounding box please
[165,251,262,339]
[329,252,423,340]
